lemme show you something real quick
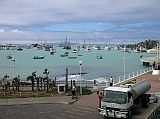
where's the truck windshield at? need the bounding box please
[102,90,127,104]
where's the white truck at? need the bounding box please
[99,79,151,119]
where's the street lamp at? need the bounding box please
[79,61,83,95]
[11,57,16,79]
[123,49,126,80]
[122,45,130,80]
[43,68,49,92]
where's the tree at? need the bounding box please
[3,74,9,92]
[26,71,36,91]
[13,75,20,91]
[36,77,40,91]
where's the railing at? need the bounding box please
[113,66,153,85]
[56,67,153,89]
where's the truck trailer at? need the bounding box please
[99,79,151,119]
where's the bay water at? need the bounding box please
[0,46,154,82]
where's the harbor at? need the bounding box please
[0,43,157,81]
[0,1,160,118]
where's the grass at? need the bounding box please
[0,90,59,99]
[0,86,92,99]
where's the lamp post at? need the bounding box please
[43,68,49,92]
[79,61,83,95]
[122,45,130,80]
[123,49,126,80]
[11,57,16,79]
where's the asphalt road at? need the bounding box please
[0,103,102,119]
[0,102,159,119]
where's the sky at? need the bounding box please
[0,0,160,44]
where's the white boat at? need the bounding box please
[147,49,160,54]
[11,58,16,61]
[50,48,56,55]
[104,46,111,50]
[122,47,129,52]
[85,46,92,52]
[72,49,78,53]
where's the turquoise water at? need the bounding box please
[0,46,154,81]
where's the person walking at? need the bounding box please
[109,77,113,86]
[97,91,103,108]
[72,80,77,99]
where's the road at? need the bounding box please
[0,102,159,119]
[0,103,101,119]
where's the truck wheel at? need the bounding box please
[127,111,132,119]
[104,116,107,119]
[141,95,150,108]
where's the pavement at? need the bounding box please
[0,92,99,109]
[0,71,160,118]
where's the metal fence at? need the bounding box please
[113,67,153,85]
[55,67,153,89]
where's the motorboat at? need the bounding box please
[33,56,44,59]
[65,52,69,55]
[6,55,12,59]
[78,54,83,56]
[50,48,56,55]
[68,56,77,59]
[96,55,103,59]
[72,49,78,53]
[122,47,129,52]
[17,47,23,51]
[11,58,16,61]
[61,54,68,57]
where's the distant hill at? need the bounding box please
[121,39,158,50]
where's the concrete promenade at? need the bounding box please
[0,71,159,118]
[0,71,159,107]
[74,71,160,107]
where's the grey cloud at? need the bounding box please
[0,0,160,43]
[0,0,160,25]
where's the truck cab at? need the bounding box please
[99,80,151,119]
[99,87,133,118]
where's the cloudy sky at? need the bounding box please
[0,0,160,44]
